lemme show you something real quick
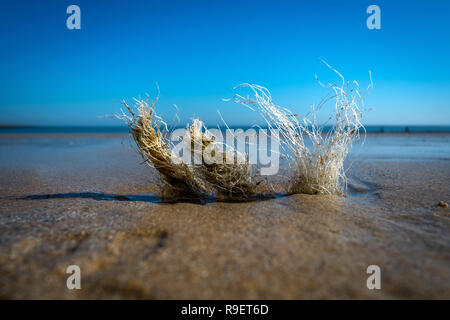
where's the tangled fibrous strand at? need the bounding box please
[187,118,258,200]
[117,94,259,201]
[118,94,210,199]
[232,62,372,195]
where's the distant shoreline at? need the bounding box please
[0,124,36,128]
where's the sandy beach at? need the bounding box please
[0,132,449,299]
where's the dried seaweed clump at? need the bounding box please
[119,96,209,198]
[232,62,371,195]
[119,96,258,200]
[188,118,257,200]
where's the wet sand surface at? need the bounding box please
[0,133,449,299]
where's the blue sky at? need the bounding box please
[0,0,449,126]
